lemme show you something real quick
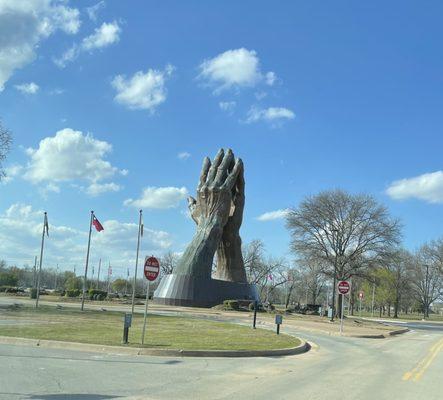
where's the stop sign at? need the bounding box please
[144,256,160,281]
[337,280,350,295]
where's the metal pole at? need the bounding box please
[125,268,129,295]
[107,262,111,293]
[359,297,362,317]
[33,256,37,289]
[371,282,375,317]
[35,212,47,308]
[96,258,101,289]
[141,280,150,345]
[131,210,143,316]
[54,264,58,290]
[81,211,94,311]
[253,300,258,329]
[330,265,337,322]
[340,294,345,335]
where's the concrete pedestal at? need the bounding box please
[153,274,259,308]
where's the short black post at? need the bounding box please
[122,313,132,344]
[122,326,129,344]
[253,300,258,329]
[277,324,280,335]
[275,314,282,335]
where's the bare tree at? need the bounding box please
[159,251,179,276]
[286,190,401,317]
[243,239,289,302]
[0,120,12,180]
[409,242,443,318]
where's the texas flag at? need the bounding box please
[92,215,104,232]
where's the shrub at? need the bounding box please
[88,289,107,300]
[0,286,18,293]
[223,299,240,310]
[65,289,81,298]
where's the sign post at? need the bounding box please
[275,314,283,335]
[141,256,160,345]
[337,280,350,335]
[358,291,364,317]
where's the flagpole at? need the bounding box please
[35,212,47,308]
[131,209,143,316]
[81,211,94,311]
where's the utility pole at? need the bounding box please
[107,262,111,293]
[96,258,101,289]
[33,256,37,289]
[54,264,58,290]
[371,282,375,317]
[125,268,129,295]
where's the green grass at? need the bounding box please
[0,305,300,351]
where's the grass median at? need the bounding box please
[0,305,300,351]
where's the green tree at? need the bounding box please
[112,278,128,293]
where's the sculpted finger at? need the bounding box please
[213,148,234,187]
[222,158,243,190]
[198,157,211,190]
[187,196,199,224]
[206,149,224,185]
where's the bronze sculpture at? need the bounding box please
[153,149,257,307]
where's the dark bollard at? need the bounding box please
[253,300,258,329]
[122,313,132,344]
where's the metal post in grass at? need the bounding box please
[131,209,143,316]
[253,300,258,329]
[35,212,49,308]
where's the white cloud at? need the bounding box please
[0,203,172,270]
[111,65,174,112]
[198,48,275,93]
[1,164,23,184]
[54,21,121,68]
[85,182,121,196]
[256,209,290,222]
[219,101,236,113]
[86,1,106,21]
[246,106,295,125]
[81,21,121,51]
[0,0,80,90]
[386,171,443,203]
[14,82,39,94]
[124,186,188,209]
[177,152,191,160]
[22,128,125,196]
[265,71,276,86]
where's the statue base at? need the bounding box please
[153,274,259,308]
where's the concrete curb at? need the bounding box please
[0,335,310,358]
[350,327,409,339]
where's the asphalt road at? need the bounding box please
[0,320,442,399]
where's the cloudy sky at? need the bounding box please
[1,1,443,277]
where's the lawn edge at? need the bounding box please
[0,335,309,358]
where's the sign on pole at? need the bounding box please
[337,280,350,335]
[337,280,350,295]
[144,256,160,281]
[141,256,160,345]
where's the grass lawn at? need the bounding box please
[0,305,300,351]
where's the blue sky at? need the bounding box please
[1,1,443,277]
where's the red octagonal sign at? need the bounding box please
[337,280,350,295]
[144,256,160,281]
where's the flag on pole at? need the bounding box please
[92,215,104,232]
[44,212,49,236]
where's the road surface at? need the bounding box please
[0,318,442,399]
